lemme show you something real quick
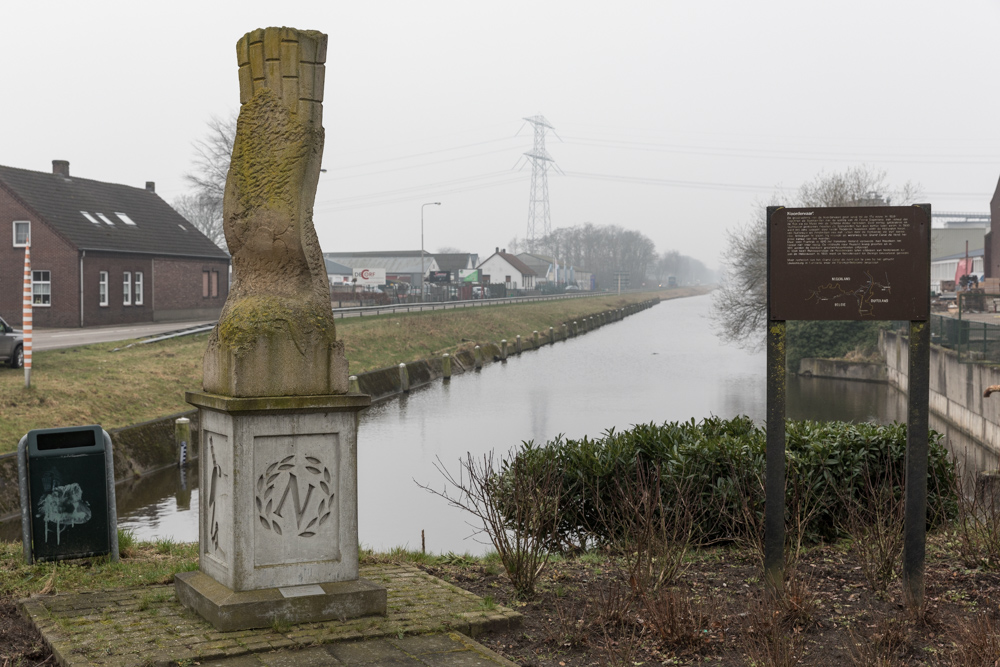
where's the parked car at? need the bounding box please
[0,315,24,368]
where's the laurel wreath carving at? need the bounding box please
[255,454,335,538]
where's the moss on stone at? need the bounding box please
[215,294,337,355]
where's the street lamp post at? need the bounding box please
[421,202,441,302]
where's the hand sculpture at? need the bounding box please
[203,28,348,397]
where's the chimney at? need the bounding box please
[495,247,499,253]
[502,248,506,254]
[145,181,155,193]
[52,160,70,176]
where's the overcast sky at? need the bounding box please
[5,1,998,270]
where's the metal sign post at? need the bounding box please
[765,204,930,606]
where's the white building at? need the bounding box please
[477,248,537,290]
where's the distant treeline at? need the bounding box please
[510,223,715,289]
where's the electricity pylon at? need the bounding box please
[523,115,557,249]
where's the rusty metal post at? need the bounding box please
[902,203,932,611]
[765,320,786,593]
[903,320,930,608]
[764,205,786,594]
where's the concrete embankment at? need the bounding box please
[797,358,887,383]
[881,329,1000,457]
[0,411,201,520]
[354,298,659,401]
[0,298,660,521]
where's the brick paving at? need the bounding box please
[18,564,521,667]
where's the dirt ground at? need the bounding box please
[5,537,1000,666]
[422,540,1000,666]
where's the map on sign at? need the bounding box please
[804,270,892,318]
[769,206,929,321]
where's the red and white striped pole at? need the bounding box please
[21,241,32,388]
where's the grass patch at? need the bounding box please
[0,539,199,599]
[0,289,696,453]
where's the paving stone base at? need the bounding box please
[174,572,387,631]
[19,563,520,666]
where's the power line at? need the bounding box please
[316,174,526,212]
[561,136,1000,165]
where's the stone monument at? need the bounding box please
[175,27,385,631]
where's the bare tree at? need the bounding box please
[710,206,769,351]
[798,164,921,208]
[176,115,236,250]
[172,194,226,248]
[535,223,657,289]
[712,166,921,350]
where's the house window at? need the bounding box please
[123,272,132,306]
[13,221,29,247]
[211,270,219,298]
[505,275,511,284]
[202,271,210,298]
[32,270,50,306]
[99,271,108,306]
[135,272,144,306]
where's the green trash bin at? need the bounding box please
[17,425,119,564]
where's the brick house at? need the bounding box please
[0,160,230,327]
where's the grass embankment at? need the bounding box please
[0,289,704,453]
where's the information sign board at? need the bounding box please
[352,268,385,286]
[768,206,930,321]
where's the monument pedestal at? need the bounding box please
[176,391,384,631]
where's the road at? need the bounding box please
[31,321,216,351]
[26,291,645,351]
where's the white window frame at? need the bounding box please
[32,270,51,306]
[134,271,144,306]
[13,221,29,247]
[123,271,132,306]
[99,271,109,307]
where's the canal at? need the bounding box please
[9,293,995,551]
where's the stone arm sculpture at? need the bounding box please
[203,28,347,397]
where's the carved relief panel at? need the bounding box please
[253,433,341,567]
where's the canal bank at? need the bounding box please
[0,297,661,528]
[881,328,1000,459]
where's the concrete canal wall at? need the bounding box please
[0,410,200,520]
[881,329,1000,456]
[0,298,660,521]
[798,358,888,383]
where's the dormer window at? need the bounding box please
[13,221,29,247]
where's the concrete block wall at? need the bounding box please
[881,329,1000,455]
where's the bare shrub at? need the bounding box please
[738,591,806,667]
[420,451,561,596]
[951,461,1000,570]
[846,611,910,666]
[640,586,712,650]
[596,579,643,667]
[950,611,1000,665]
[597,460,702,592]
[835,455,905,593]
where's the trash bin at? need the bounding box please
[17,425,119,564]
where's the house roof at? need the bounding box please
[433,253,478,272]
[0,163,228,259]
[323,251,437,274]
[324,258,354,275]
[515,253,553,275]
[480,251,536,276]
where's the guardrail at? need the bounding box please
[330,291,607,319]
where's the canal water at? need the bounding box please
[6,293,995,550]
